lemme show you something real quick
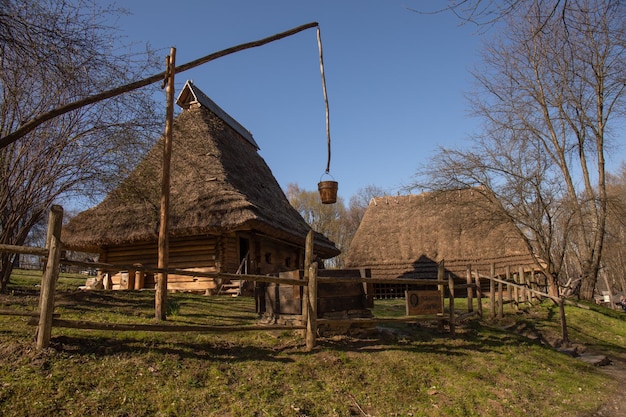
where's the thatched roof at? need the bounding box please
[345,189,537,279]
[62,81,339,258]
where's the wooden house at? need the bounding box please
[345,189,542,297]
[62,80,339,293]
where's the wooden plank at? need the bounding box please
[405,290,442,315]
[166,281,217,291]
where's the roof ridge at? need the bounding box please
[176,80,259,150]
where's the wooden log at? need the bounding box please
[156,48,176,321]
[505,266,513,309]
[36,205,63,350]
[134,269,145,290]
[317,316,448,325]
[490,263,496,320]
[0,309,59,318]
[475,272,483,318]
[437,261,445,333]
[0,243,48,256]
[302,230,313,336]
[448,273,455,335]
[361,269,374,308]
[466,265,473,313]
[497,275,504,320]
[306,261,318,352]
[45,319,305,332]
[519,266,527,303]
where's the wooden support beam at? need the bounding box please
[475,271,483,318]
[156,47,176,321]
[302,230,313,337]
[36,205,63,350]
[448,273,455,335]
[466,265,474,313]
[490,263,496,320]
[306,261,318,352]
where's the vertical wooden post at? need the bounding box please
[490,263,496,320]
[361,268,374,308]
[36,205,64,350]
[466,265,473,313]
[497,277,504,320]
[448,274,455,335]
[437,261,445,332]
[513,269,520,310]
[301,230,313,336]
[134,266,145,290]
[156,47,176,321]
[475,272,483,318]
[505,265,513,310]
[519,266,527,304]
[127,268,136,290]
[306,261,318,351]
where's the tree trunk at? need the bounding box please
[546,273,560,298]
[0,253,16,293]
[578,261,598,301]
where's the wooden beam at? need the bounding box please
[36,205,63,350]
[0,243,48,256]
[0,22,320,149]
[45,319,305,332]
[306,261,318,351]
[156,48,175,321]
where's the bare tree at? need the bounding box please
[0,0,162,291]
[286,184,351,268]
[415,0,625,300]
[346,185,386,241]
[602,164,626,296]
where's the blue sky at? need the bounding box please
[113,1,486,201]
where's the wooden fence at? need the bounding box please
[0,205,568,352]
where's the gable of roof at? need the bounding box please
[176,80,259,150]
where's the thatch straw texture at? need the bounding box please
[62,82,338,258]
[345,190,536,279]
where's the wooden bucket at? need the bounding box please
[318,180,338,204]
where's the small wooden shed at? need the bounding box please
[345,189,541,297]
[62,81,339,293]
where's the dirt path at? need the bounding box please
[590,356,626,417]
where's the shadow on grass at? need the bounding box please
[50,334,296,363]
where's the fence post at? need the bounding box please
[513,266,519,311]
[36,205,64,350]
[490,263,496,320]
[301,230,313,338]
[437,261,445,333]
[448,273,455,335]
[497,275,504,320]
[305,261,318,351]
[506,265,513,310]
[519,266,527,304]
[475,272,483,318]
[466,265,473,313]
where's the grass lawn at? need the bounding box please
[0,270,624,416]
